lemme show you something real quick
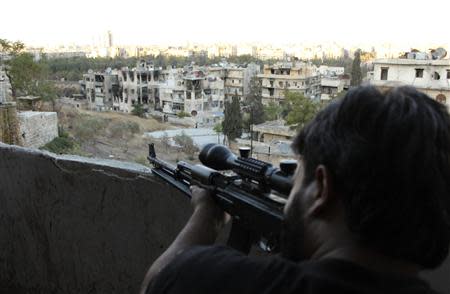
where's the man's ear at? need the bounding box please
[306,165,333,217]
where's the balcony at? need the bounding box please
[0,143,448,293]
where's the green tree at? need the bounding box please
[35,80,58,110]
[351,49,362,87]
[213,122,224,144]
[243,76,265,131]
[264,101,283,121]
[222,96,242,142]
[132,103,145,118]
[6,53,43,97]
[1,39,59,104]
[284,91,321,130]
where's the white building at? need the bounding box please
[369,52,450,107]
[318,66,349,101]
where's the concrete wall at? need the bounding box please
[0,143,192,293]
[17,111,58,148]
[0,143,448,293]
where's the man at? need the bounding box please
[141,86,450,294]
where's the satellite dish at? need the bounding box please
[431,48,447,60]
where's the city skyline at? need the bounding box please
[1,0,450,48]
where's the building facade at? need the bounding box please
[318,66,349,101]
[81,69,120,111]
[368,53,450,107]
[81,62,259,116]
[258,61,321,105]
[118,62,162,113]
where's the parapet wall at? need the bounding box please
[0,143,448,293]
[0,143,192,293]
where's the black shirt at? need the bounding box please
[146,246,437,294]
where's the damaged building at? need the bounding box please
[118,61,162,113]
[80,62,260,115]
[133,63,259,116]
[81,69,120,111]
[258,61,321,105]
[223,63,260,102]
[318,66,350,101]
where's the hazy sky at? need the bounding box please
[1,0,449,47]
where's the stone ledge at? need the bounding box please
[0,143,191,293]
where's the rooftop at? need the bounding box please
[373,58,450,66]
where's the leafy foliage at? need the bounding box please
[213,122,222,133]
[1,39,58,103]
[284,91,322,130]
[173,131,198,159]
[132,103,146,118]
[222,96,243,142]
[177,111,191,118]
[40,131,75,154]
[243,76,265,130]
[351,49,362,87]
[264,101,283,121]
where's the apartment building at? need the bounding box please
[81,69,120,111]
[80,62,259,115]
[368,49,450,107]
[118,62,162,113]
[318,66,350,101]
[258,61,321,105]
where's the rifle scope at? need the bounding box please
[199,143,296,195]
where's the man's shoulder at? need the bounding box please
[147,246,435,294]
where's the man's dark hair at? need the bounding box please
[293,86,450,269]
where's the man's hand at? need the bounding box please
[190,185,230,231]
[141,186,229,294]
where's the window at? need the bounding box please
[279,81,283,87]
[433,72,441,80]
[447,70,450,79]
[380,67,389,80]
[415,69,424,78]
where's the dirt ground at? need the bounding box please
[57,105,199,165]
